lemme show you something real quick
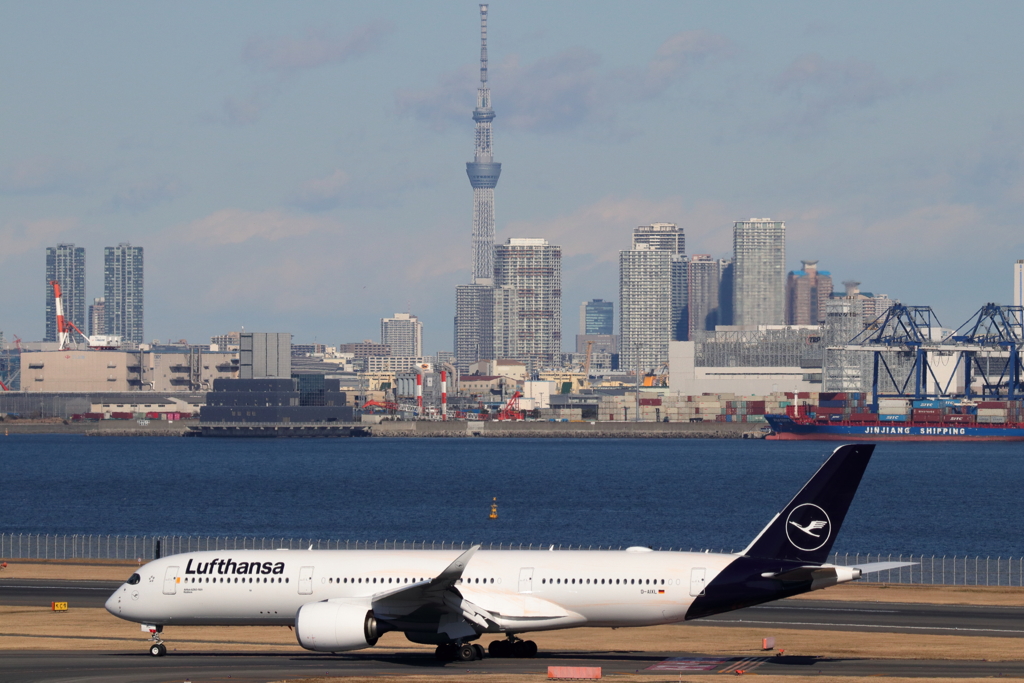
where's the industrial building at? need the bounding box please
[732,218,786,327]
[239,332,290,379]
[104,243,144,346]
[199,378,353,424]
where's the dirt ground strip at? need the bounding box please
[275,678,1024,683]
[278,678,1024,683]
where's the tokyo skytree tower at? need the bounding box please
[466,4,501,281]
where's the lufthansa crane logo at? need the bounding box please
[785,503,831,552]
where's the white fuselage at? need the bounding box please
[106,547,736,631]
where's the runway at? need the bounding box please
[2,579,1023,681]
[1,648,1022,683]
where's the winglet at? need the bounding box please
[430,545,480,588]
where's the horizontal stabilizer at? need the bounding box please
[848,561,918,575]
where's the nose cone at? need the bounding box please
[105,588,121,616]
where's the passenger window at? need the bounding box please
[490,578,494,584]
[630,579,634,585]
[127,574,141,585]
[586,579,590,584]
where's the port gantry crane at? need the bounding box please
[836,303,1024,407]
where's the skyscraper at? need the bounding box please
[687,255,721,338]
[44,244,86,343]
[381,313,423,357]
[619,244,671,373]
[580,299,613,335]
[88,297,106,336]
[1015,260,1024,307]
[632,223,687,340]
[466,4,501,282]
[104,243,143,345]
[494,238,561,370]
[786,260,833,325]
[732,218,786,326]
[455,4,503,371]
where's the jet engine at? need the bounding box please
[295,600,380,652]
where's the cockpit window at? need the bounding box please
[127,573,141,585]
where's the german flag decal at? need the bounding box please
[658,589,665,594]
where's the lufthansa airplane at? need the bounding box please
[106,443,909,661]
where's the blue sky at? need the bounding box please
[3,1,1023,353]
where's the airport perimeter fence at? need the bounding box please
[1,533,1022,587]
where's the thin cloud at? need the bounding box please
[109,177,185,213]
[0,157,89,196]
[0,217,78,262]
[398,30,732,134]
[178,209,340,245]
[774,53,909,126]
[244,21,393,73]
[289,170,351,212]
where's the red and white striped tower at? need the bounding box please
[51,281,70,350]
[440,370,448,421]
[415,372,423,416]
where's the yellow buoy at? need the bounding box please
[489,497,498,520]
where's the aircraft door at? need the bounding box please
[299,566,314,595]
[689,568,706,597]
[518,567,534,593]
[163,566,178,595]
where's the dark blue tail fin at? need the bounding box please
[742,444,874,564]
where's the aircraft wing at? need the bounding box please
[370,545,573,639]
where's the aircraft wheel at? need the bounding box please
[457,643,477,661]
[473,643,485,660]
[489,640,510,657]
[512,640,529,658]
[149,643,166,657]
[525,640,538,657]
[435,644,455,661]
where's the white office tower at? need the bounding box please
[619,245,671,373]
[732,218,786,326]
[381,313,423,358]
[632,223,687,340]
[494,238,561,370]
[1015,260,1024,307]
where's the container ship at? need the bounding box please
[765,394,1024,442]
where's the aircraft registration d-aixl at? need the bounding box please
[107,443,911,661]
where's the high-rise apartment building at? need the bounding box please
[687,255,721,338]
[632,223,685,254]
[732,218,786,326]
[494,238,561,370]
[1015,260,1024,307]
[632,223,687,341]
[44,244,86,343]
[380,313,423,357]
[104,243,144,345]
[455,281,495,372]
[88,297,106,336]
[786,260,833,325]
[580,299,613,335]
[619,245,671,373]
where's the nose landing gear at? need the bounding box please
[143,624,167,656]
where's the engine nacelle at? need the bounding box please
[295,600,379,652]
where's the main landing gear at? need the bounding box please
[488,635,537,658]
[144,624,167,656]
[434,641,486,661]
